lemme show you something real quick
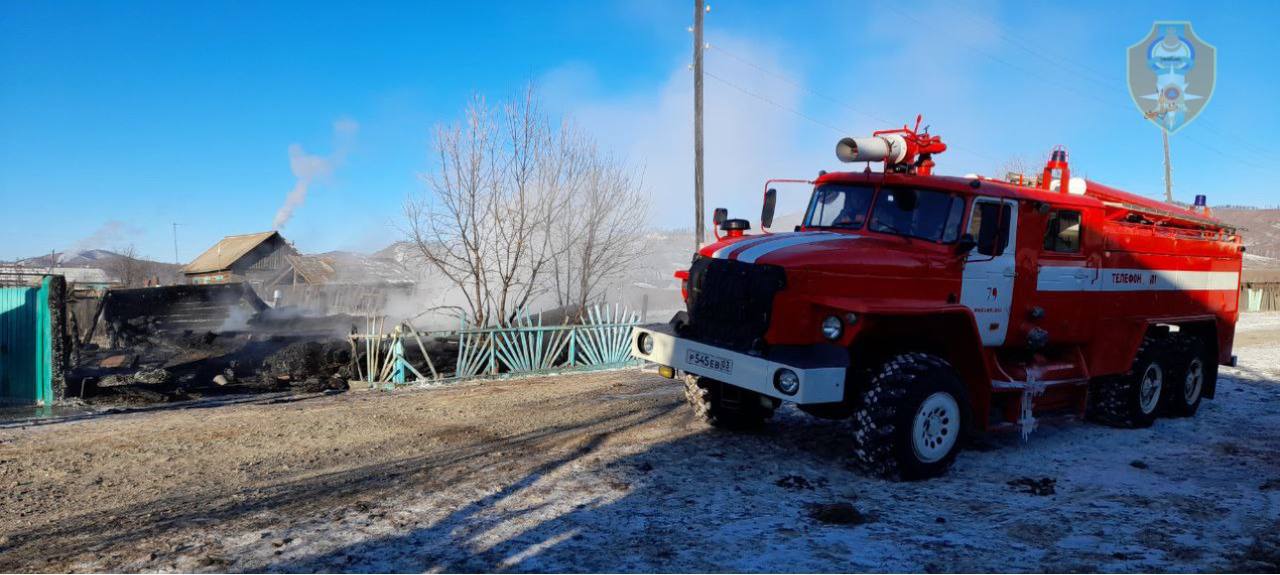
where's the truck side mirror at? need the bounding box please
[956,234,977,255]
[761,188,777,229]
[712,207,728,227]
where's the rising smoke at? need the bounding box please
[68,220,145,260]
[272,118,360,230]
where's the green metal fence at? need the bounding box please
[0,278,55,405]
[350,304,643,386]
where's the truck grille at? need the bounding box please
[683,256,786,352]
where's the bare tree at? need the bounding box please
[1002,156,1031,184]
[549,149,649,317]
[404,94,499,326]
[487,86,574,322]
[403,86,650,326]
[404,88,565,326]
[108,244,147,288]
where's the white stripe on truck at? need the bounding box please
[734,232,850,263]
[709,233,782,259]
[1037,267,1240,292]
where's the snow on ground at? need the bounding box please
[1239,311,1280,333]
[6,315,1278,573]
[196,320,1280,570]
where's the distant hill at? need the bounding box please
[16,248,125,268]
[12,206,1276,288]
[1213,207,1280,266]
[5,249,182,283]
[372,241,421,266]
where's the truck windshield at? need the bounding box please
[868,187,965,242]
[804,184,875,229]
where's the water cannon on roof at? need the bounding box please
[835,115,947,175]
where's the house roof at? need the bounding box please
[0,266,116,285]
[320,251,420,285]
[1244,269,1280,285]
[182,231,280,274]
[285,254,336,284]
[57,267,115,284]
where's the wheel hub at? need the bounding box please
[912,392,960,463]
[1139,363,1163,414]
[1184,359,1203,403]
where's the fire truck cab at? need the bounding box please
[630,121,1243,480]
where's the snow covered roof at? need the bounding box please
[0,266,116,285]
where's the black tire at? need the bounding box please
[851,353,969,481]
[1163,334,1206,417]
[683,374,773,429]
[1089,335,1167,428]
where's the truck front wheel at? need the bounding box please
[851,353,969,480]
[683,374,773,429]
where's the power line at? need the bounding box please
[705,45,1002,165]
[703,69,849,135]
[708,45,895,125]
[937,5,1278,161]
[876,1,1274,174]
[879,2,1130,114]
[941,6,1123,93]
[704,15,1263,177]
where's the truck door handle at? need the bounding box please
[1002,268,1017,278]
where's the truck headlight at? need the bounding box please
[821,315,843,340]
[637,332,654,355]
[774,368,800,395]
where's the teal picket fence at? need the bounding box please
[350,304,642,386]
[0,278,55,405]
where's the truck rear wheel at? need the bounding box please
[1164,334,1206,417]
[1089,336,1166,428]
[683,374,773,429]
[851,353,969,480]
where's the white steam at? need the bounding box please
[273,118,359,230]
[68,220,145,260]
[537,35,830,232]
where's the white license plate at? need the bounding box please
[686,349,733,375]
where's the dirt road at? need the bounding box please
[2,318,1279,572]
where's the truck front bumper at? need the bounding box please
[629,323,848,404]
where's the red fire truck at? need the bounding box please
[630,119,1243,479]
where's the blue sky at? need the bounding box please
[2,0,1276,262]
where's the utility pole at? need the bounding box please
[1161,130,1173,203]
[693,0,706,249]
[171,222,182,265]
[1144,109,1174,203]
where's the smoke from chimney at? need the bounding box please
[272,118,359,230]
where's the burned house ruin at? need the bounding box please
[182,231,420,318]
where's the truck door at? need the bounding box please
[1034,207,1092,342]
[961,197,1018,346]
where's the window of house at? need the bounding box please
[969,200,1012,256]
[1043,210,1082,253]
